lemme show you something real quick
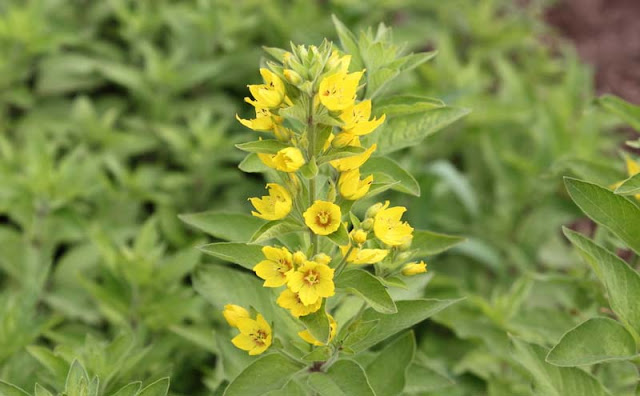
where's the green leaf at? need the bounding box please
[235,140,289,154]
[404,363,454,394]
[137,378,170,396]
[615,173,640,196]
[331,16,364,71]
[335,269,397,313]
[374,95,444,118]
[563,228,640,338]
[169,324,217,354]
[374,106,470,155]
[546,317,638,367]
[239,153,269,173]
[308,359,375,396]
[512,338,612,396]
[224,354,304,396]
[360,157,420,196]
[299,305,331,344]
[0,381,31,396]
[27,345,68,380]
[303,346,332,362]
[365,331,415,396]
[350,298,462,351]
[411,230,465,257]
[264,380,307,396]
[300,157,319,179]
[110,382,142,396]
[564,178,640,254]
[34,384,53,396]
[326,223,349,246]
[597,94,640,130]
[251,220,306,243]
[198,242,264,270]
[179,212,265,242]
[65,360,89,395]
[318,146,366,164]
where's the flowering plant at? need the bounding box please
[181,19,467,395]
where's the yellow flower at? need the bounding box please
[231,314,272,355]
[253,246,294,287]
[222,304,250,328]
[236,107,282,132]
[402,261,427,276]
[338,168,373,200]
[276,289,322,318]
[293,251,307,266]
[326,51,351,73]
[303,200,341,235]
[318,71,363,111]
[249,183,292,221]
[373,201,414,246]
[340,100,386,136]
[298,314,337,346]
[312,253,332,266]
[272,147,305,172]
[340,245,388,265]
[352,229,368,245]
[286,260,335,305]
[245,68,285,108]
[330,139,377,172]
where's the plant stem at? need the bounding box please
[307,94,319,256]
[334,245,355,276]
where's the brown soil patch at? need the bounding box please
[546,0,640,104]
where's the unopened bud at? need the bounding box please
[283,69,302,85]
[293,251,307,266]
[352,229,367,245]
[273,124,293,141]
[361,218,374,231]
[365,203,385,219]
[313,253,331,266]
[398,239,413,251]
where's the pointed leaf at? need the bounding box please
[411,230,465,257]
[179,212,265,242]
[198,242,264,270]
[365,331,416,396]
[335,269,396,313]
[137,378,169,396]
[360,157,420,196]
[224,354,304,396]
[615,172,640,196]
[308,359,375,396]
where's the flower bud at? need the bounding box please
[293,251,307,266]
[283,69,302,85]
[396,251,413,263]
[273,124,293,141]
[352,229,367,245]
[402,261,427,276]
[361,218,374,231]
[313,253,331,266]
[398,238,413,251]
[365,202,385,219]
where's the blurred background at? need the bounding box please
[0,0,638,395]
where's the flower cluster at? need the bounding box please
[225,42,428,355]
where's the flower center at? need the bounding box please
[277,259,292,274]
[304,270,319,286]
[315,211,331,227]
[251,330,267,346]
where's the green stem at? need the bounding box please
[307,94,319,256]
[334,245,355,276]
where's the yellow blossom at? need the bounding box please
[272,147,305,172]
[313,253,332,266]
[277,289,322,318]
[222,304,250,328]
[402,261,427,276]
[298,315,337,346]
[338,168,373,200]
[352,229,368,245]
[340,100,386,136]
[236,107,282,132]
[286,260,335,305]
[318,71,363,111]
[326,51,351,73]
[249,183,292,221]
[340,245,388,265]
[373,201,414,246]
[231,314,272,355]
[330,139,377,172]
[253,246,294,287]
[303,200,342,235]
[245,68,285,108]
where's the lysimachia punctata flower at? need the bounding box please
[246,68,286,108]
[330,139,377,172]
[340,245,389,265]
[276,289,322,317]
[286,260,335,305]
[373,201,414,246]
[303,200,342,235]
[249,183,292,220]
[222,304,250,328]
[338,168,373,200]
[231,313,272,355]
[253,246,294,287]
[318,71,363,111]
[402,261,428,276]
[260,147,305,172]
[340,100,386,136]
[235,107,282,132]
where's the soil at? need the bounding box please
[546,0,640,104]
